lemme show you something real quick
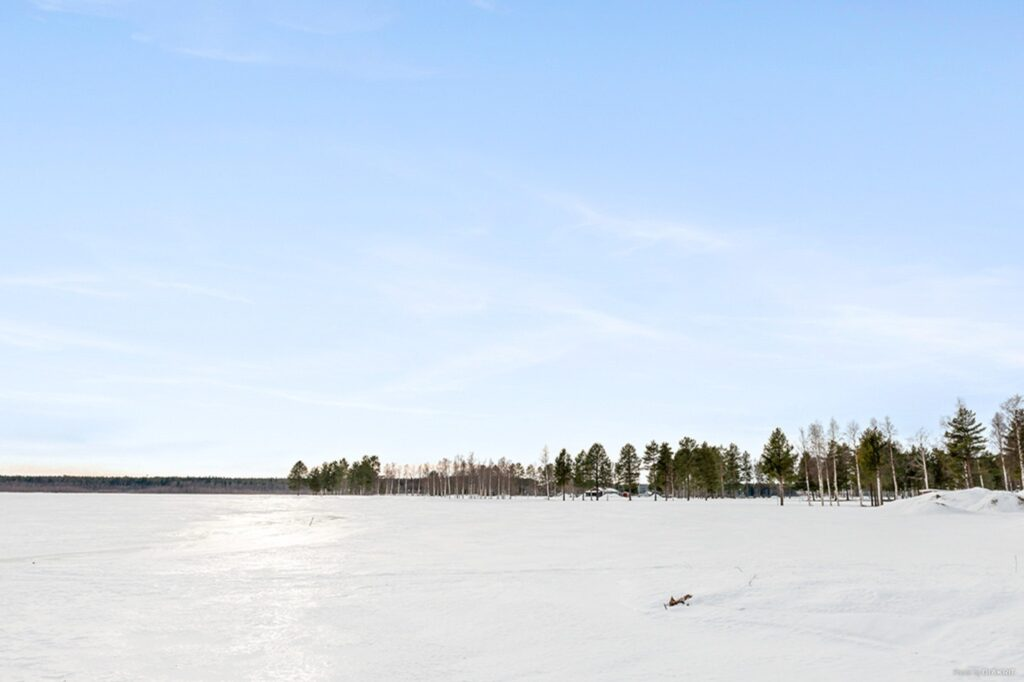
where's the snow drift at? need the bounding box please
[886,487,1024,515]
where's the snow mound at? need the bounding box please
[887,488,1024,515]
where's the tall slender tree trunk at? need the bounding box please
[814,458,825,507]
[804,457,812,506]
[1013,420,1024,490]
[855,460,864,507]
[876,472,883,507]
[824,458,833,506]
[887,441,899,499]
[831,456,839,505]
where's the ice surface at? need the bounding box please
[1,493,1022,681]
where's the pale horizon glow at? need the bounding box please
[1,1,1022,475]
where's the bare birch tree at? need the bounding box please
[799,427,812,505]
[912,429,930,491]
[883,416,899,499]
[990,413,1010,491]
[540,446,551,499]
[828,418,841,504]
[846,420,864,506]
[809,421,829,507]
[1001,395,1024,490]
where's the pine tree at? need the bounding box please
[657,442,673,499]
[597,447,614,492]
[287,460,308,494]
[307,465,323,494]
[740,450,753,495]
[554,448,572,500]
[759,428,797,505]
[573,450,588,499]
[722,443,742,497]
[615,443,640,495]
[674,437,696,499]
[585,443,608,498]
[642,441,662,498]
[943,399,986,488]
[692,442,722,499]
[857,426,886,506]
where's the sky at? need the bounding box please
[1,1,1022,476]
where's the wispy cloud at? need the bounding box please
[561,198,731,252]
[0,389,114,407]
[33,0,433,78]
[0,320,143,354]
[143,279,254,304]
[92,374,465,417]
[171,46,273,65]
[542,304,664,339]
[818,305,1024,369]
[1,270,253,304]
[31,0,124,16]
[0,274,125,298]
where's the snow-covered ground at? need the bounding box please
[2,493,1022,681]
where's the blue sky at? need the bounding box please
[1,1,1022,475]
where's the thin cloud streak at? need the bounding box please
[0,320,144,354]
[0,274,125,298]
[0,271,253,304]
[91,374,472,418]
[143,279,254,304]
[563,199,731,252]
[34,0,435,78]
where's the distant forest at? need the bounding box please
[0,476,288,494]
[289,397,1024,506]
[4,397,1020,501]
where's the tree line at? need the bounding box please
[0,476,288,494]
[288,396,1024,505]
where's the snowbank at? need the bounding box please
[886,487,1024,515]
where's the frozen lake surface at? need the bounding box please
[2,493,1022,681]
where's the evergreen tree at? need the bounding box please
[657,442,673,499]
[585,443,609,497]
[857,426,886,506]
[332,458,349,494]
[691,442,721,498]
[759,428,797,505]
[287,460,308,494]
[642,440,663,497]
[307,465,323,494]
[349,455,380,494]
[674,437,696,499]
[943,399,986,488]
[722,444,742,497]
[597,447,614,491]
[615,443,641,495]
[740,450,753,495]
[554,448,572,500]
[573,450,588,498]
[831,441,853,498]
